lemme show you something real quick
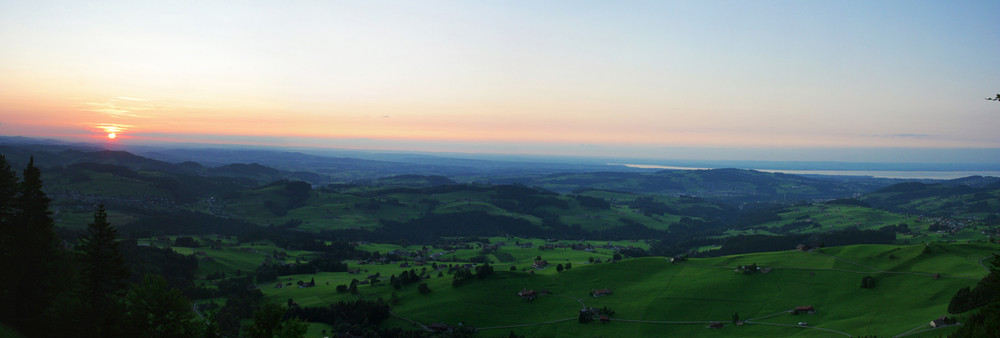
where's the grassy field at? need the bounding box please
[210,184,726,234]
[242,242,996,337]
[753,204,928,233]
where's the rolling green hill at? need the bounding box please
[246,242,995,337]
[861,181,1000,220]
[494,168,902,204]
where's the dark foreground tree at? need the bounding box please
[0,157,70,335]
[0,155,20,326]
[77,204,131,337]
[244,303,307,338]
[125,274,199,337]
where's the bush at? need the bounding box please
[861,276,876,289]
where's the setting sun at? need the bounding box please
[107,132,116,139]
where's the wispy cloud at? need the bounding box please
[875,133,938,139]
[114,96,148,102]
[86,122,134,134]
[81,97,162,119]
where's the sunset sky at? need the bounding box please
[1,1,998,163]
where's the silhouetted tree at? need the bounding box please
[77,204,130,337]
[244,303,306,338]
[0,155,21,327]
[125,274,199,337]
[0,157,68,335]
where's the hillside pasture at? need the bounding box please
[257,243,995,337]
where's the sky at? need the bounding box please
[1,0,998,164]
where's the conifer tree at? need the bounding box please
[125,274,198,337]
[0,154,16,250]
[77,204,130,337]
[0,155,20,326]
[0,157,63,334]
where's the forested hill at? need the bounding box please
[861,178,1000,220]
[490,168,907,204]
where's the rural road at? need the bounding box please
[978,255,994,273]
[193,300,204,320]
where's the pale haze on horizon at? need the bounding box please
[1,0,998,163]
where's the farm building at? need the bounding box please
[429,323,453,333]
[793,305,816,314]
[929,316,956,328]
[592,289,613,297]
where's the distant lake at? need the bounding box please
[618,164,1000,180]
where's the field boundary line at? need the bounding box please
[193,300,205,320]
[611,319,714,324]
[978,256,993,273]
[745,310,791,321]
[744,321,852,337]
[812,251,880,271]
[477,318,576,330]
[894,323,961,337]
[390,311,433,332]
[893,322,932,337]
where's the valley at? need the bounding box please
[1,140,999,337]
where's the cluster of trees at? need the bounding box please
[452,262,494,287]
[948,254,999,314]
[390,269,423,289]
[0,156,199,336]
[121,209,260,236]
[1,155,326,337]
[284,299,438,337]
[948,254,1000,336]
[700,227,896,257]
[860,276,877,289]
[573,194,611,209]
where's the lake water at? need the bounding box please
[618,164,1000,180]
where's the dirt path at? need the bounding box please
[477,318,577,330]
[390,311,433,332]
[893,323,962,337]
[978,255,993,273]
[192,300,205,321]
[745,321,852,337]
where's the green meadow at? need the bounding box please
[211,184,724,233]
[227,241,997,337]
[753,204,928,233]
